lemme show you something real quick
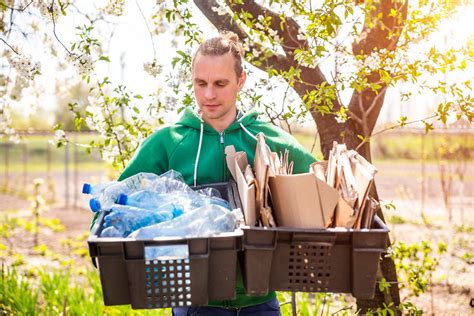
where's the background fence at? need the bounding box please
[0,126,472,211]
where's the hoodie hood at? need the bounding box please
[176,107,259,132]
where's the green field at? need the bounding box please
[1,134,107,173]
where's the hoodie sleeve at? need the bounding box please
[256,123,317,174]
[118,128,170,181]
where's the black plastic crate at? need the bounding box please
[227,181,389,300]
[88,182,242,309]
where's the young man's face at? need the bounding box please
[192,52,246,131]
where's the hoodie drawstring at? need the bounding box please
[194,121,256,186]
[194,121,204,187]
[239,123,258,141]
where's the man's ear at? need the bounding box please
[238,71,247,91]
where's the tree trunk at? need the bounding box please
[193,0,405,313]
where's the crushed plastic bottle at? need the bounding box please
[117,190,230,213]
[85,172,161,212]
[102,204,183,237]
[100,226,122,238]
[82,182,114,196]
[145,244,189,259]
[129,205,243,239]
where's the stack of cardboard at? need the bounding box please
[323,142,379,229]
[225,135,378,229]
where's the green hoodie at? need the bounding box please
[92,108,317,308]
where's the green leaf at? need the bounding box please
[398,116,407,126]
[423,121,434,133]
[99,55,110,62]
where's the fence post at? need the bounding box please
[73,133,78,209]
[22,142,28,196]
[2,139,9,191]
[64,142,70,208]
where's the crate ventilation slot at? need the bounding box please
[288,244,332,291]
[144,259,192,308]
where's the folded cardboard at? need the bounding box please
[225,146,258,226]
[269,173,339,229]
[254,134,276,227]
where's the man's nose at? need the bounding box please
[204,86,216,99]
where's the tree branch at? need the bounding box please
[355,114,438,151]
[225,0,308,62]
[347,0,409,143]
[0,37,19,54]
[0,0,34,12]
[135,0,156,58]
[50,1,72,55]
[193,0,290,73]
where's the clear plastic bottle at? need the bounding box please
[102,204,183,237]
[117,190,230,213]
[129,205,242,239]
[85,172,162,212]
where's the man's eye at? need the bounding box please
[198,82,206,86]
[216,82,226,87]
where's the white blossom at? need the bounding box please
[144,59,163,77]
[102,145,120,164]
[211,4,227,16]
[363,52,381,71]
[68,54,94,76]
[35,0,62,20]
[10,76,29,99]
[103,0,125,16]
[164,95,178,108]
[251,48,261,58]
[176,67,190,81]
[335,115,346,124]
[85,104,106,134]
[54,129,67,143]
[114,125,129,142]
[297,33,306,41]
[254,22,264,30]
[268,29,278,38]
[7,52,41,81]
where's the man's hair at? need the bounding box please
[193,32,244,78]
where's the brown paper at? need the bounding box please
[269,173,339,228]
[225,146,257,226]
[334,197,358,228]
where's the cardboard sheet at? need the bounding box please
[269,173,339,228]
[225,146,257,226]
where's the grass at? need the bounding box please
[0,264,171,315]
[1,134,107,173]
[0,262,351,315]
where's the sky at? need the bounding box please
[4,1,474,129]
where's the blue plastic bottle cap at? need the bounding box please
[82,183,92,194]
[117,193,128,205]
[89,198,101,212]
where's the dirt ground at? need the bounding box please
[0,161,473,315]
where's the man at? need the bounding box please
[106,32,317,315]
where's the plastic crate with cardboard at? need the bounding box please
[87,182,242,309]
[226,136,389,300]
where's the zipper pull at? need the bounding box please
[219,132,224,144]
